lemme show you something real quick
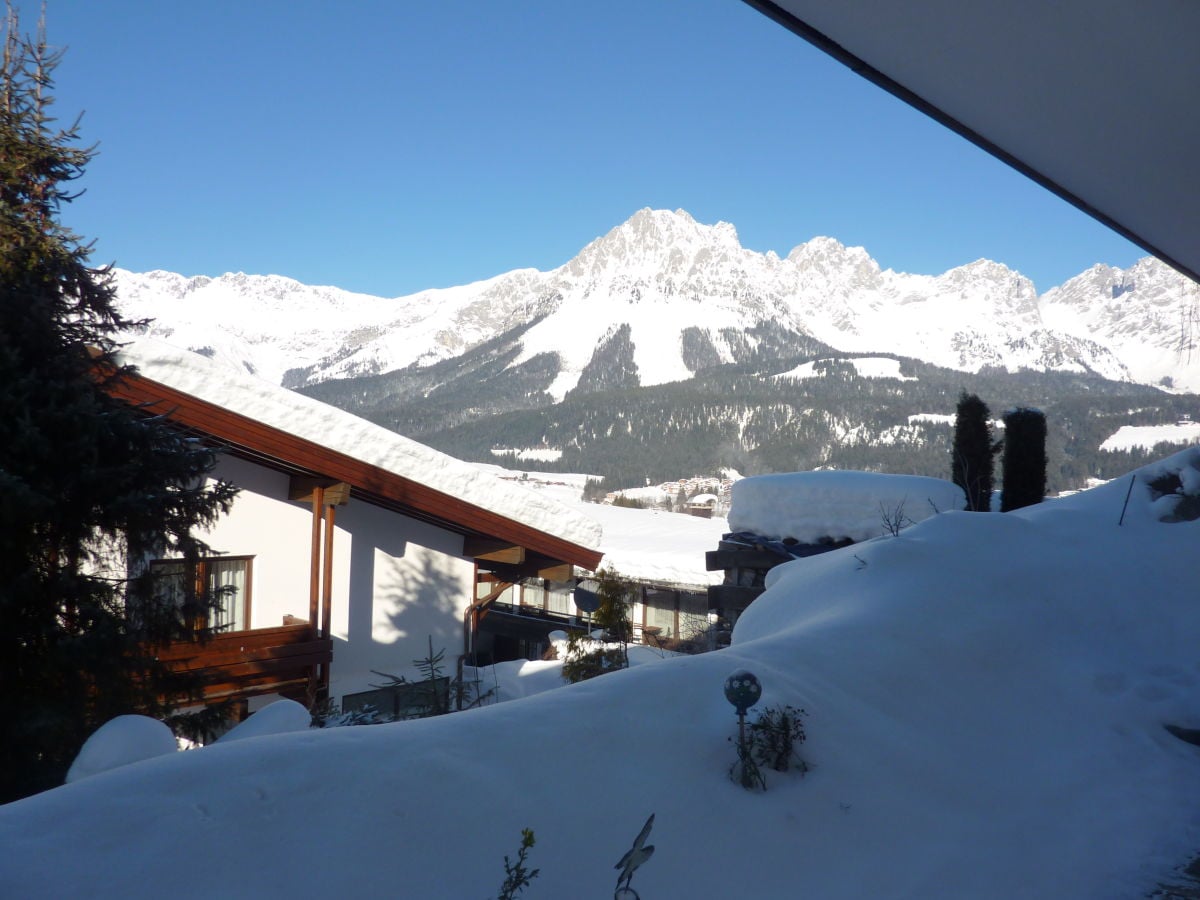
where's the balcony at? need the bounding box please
[153,622,332,704]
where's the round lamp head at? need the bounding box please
[724,670,762,714]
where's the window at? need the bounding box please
[150,556,253,632]
[644,588,677,639]
[678,591,709,641]
[545,581,573,616]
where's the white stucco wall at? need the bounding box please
[199,454,475,704]
[198,456,313,628]
[326,497,474,699]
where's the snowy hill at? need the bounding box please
[114,208,1200,395]
[3,448,1200,897]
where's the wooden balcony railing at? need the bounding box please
[153,623,332,704]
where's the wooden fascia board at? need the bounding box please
[108,372,604,571]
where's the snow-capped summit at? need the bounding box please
[1041,256,1200,389]
[112,209,1200,395]
[564,208,750,292]
[786,235,882,291]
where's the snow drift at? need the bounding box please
[2,450,1200,898]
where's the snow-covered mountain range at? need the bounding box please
[113,208,1200,395]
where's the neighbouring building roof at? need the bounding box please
[111,339,602,570]
[729,470,965,544]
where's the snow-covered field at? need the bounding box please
[1101,422,1200,452]
[3,450,1200,898]
[773,356,917,382]
[471,464,728,588]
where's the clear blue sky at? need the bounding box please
[20,0,1145,297]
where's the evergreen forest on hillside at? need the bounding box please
[298,329,1199,494]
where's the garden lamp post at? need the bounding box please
[724,669,762,747]
[725,669,764,789]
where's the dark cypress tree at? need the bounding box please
[1000,408,1048,511]
[951,391,994,511]
[0,9,237,802]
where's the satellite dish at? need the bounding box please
[574,586,600,613]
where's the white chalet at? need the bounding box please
[111,340,603,717]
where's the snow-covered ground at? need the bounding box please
[472,464,728,588]
[1101,422,1200,452]
[4,449,1200,898]
[466,637,678,705]
[774,356,917,381]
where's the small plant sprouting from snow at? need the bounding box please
[731,703,809,790]
[494,828,540,900]
[879,498,914,536]
[748,704,809,774]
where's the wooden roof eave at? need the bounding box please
[107,371,604,571]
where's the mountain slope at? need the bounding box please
[113,208,1200,396]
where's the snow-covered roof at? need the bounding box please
[113,339,602,561]
[729,470,966,543]
[749,1,1200,284]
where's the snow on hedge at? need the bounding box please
[116,339,601,549]
[728,470,966,543]
[64,716,178,784]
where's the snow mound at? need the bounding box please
[729,470,966,543]
[5,449,1200,898]
[65,715,178,784]
[216,699,311,743]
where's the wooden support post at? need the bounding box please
[308,485,325,700]
[319,502,335,698]
[321,503,335,639]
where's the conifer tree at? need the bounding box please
[1000,408,1047,511]
[951,391,995,511]
[0,7,236,802]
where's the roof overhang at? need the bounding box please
[108,370,603,572]
[743,0,1200,284]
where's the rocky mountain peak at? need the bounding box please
[564,208,745,283]
[787,236,881,289]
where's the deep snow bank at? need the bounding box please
[2,451,1199,899]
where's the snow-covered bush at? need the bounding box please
[561,632,627,684]
[1145,452,1200,522]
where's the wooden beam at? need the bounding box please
[463,537,525,564]
[479,559,573,582]
[471,580,515,624]
[706,584,765,612]
[308,485,323,627]
[321,503,335,639]
[289,476,351,506]
[705,548,792,571]
[536,563,573,582]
